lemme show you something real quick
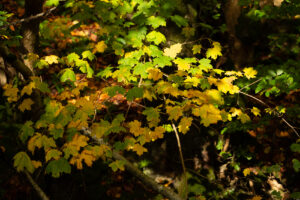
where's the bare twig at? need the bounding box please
[239,78,262,92]
[171,122,188,200]
[24,171,50,200]
[239,91,300,138]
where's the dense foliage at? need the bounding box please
[0,0,299,199]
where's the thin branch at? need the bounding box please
[239,78,262,92]
[24,171,50,200]
[1,7,57,29]
[81,127,183,200]
[239,91,300,138]
[171,122,188,200]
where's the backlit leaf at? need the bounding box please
[146,31,166,45]
[178,117,193,134]
[18,98,34,112]
[163,43,182,58]
[192,44,202,54]
[28,133,56,154]
[251,107,261,116]
[3,84,19,102]
[193,104,222,127]
[21,82,35,96]
[166,106,183,121]
[206,42,222,60]
[61,68,76,82]
[243,67,257,79]
[146,16,166,29]
[243,168,251,176]
[148,68,163,81]
[94,41,107,53]
[44,55,59,64]
[82,50,95,61]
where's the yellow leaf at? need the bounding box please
[128,120,143,137]
[243,67,257,79]
[67,134,89,151]
[21,82,35,96]
[251,107,261,116]
[148,68,163,81]
[206,41,222,60]
[239,113,251,123]
[94,41,107,53]
[44,55,59,65]
[131,144,148,156]
[215,77,239,94]
[193,104,222,127]
[18,98,34,112]
[28,133,56,154]
[230,107,242,117]
[174,58,190,71]
[149,126,165,140]
[192,44,202,54]
[250,195,262,200]
[184,76,200,87]
[178,117,193,134]
[45,149,62,162]
[3,84,19,102]
[225,71,243,77]
[163,43,182,58]
[80,149,96,167]
[166,106,183,121]
[243,168,251,176]
[32,160,42,168]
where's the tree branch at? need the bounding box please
[81,127,183,200]
[24,170,50,200]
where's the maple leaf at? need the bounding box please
[239,113,251,123]
[126,87,143,101]
[109,160,125,172]
[178,117,193,134]
[19,121,34,143]
[166,106,183,121]
[61,68,76,82]
[243,168,251,176]
[18,98,34,112]
[21,82,35,96]
[3,84,19,102]
[174,58,191,71]
[44,55,59,64]
[67,134,89,151]
[146,16,166,29]
[243,67,257,79]
[81,149,96,167]
[46,149,62,162]
[131,143,148,156]
[13,152,34,173]
[215,76,239,94]
[128,120,144,137]
[146,31,166,45]
[94,41,107,53]
[184,76,200,87]
[82,50,95,61]
[250,196,262,200]
[149,126,165,140]
[251,107,261,116]
[163,43,182,58]
[230,107,242,117]
[32,160,42,168]
[27,133,57,154]
[45,0,59,6]
[192,44,202,54]
[193,104,222,127]
[46,158,71,178]
[206,41,222,60]
[148,68,163,81]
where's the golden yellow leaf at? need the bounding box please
[230,107,242,117]
[27,133,56,154]
[67,134,89,151]
[80,149,96,167]
[178,117,193,134]
[239,113,251,123]
[251,107,261,116]
[94,41,107,53]
[163,43,182,58]
[215,77,239,94]
[21,82,35,96]
[32,160,42,168]
[18,98,34,112]
[148,68,163,81]
[166,106,183,121]
[193,104,222,127]
[250,195,262,200]
[149,126,165,140]
[3,84,19,102]
[174,58,190,71]
[192,44,202,54]
[243,67,257,79]
[128,120,143,137]
[131,143,148,156]
[206,41,222,60]
[243,168,251,176]
[44,55,59,65]
[184,76,200,87]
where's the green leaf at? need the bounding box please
[46,158,71,178]
[170,15,188,27]
[291,143,300,153]
[126,87,144,101]
[153,56,172,68]
[293,159,300,172]
[86,65,94,78]
[19,121,34,143]
[46,149,62,162]
[126,26,147,48]
[45,0,59,6]
[82,50,95,61]
[61,68,76,82]
[290,192,300,198]
[13,152,34,173]
[67,52,80,65]
[109,160,125,172]
[146,31,166,45]
[133,62,153,78]
[146,16,166,29]
[142,107,160,122]
[199,58,213,72]
[96,66,113,78]
[105,86,126,97]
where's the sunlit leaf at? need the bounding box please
[163,43,182,58]
[243,67,257,79]
[18,98,34,112]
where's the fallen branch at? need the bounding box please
[24,170,50,200]
[81,127,183,200]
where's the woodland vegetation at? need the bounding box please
[0,0,300,199]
